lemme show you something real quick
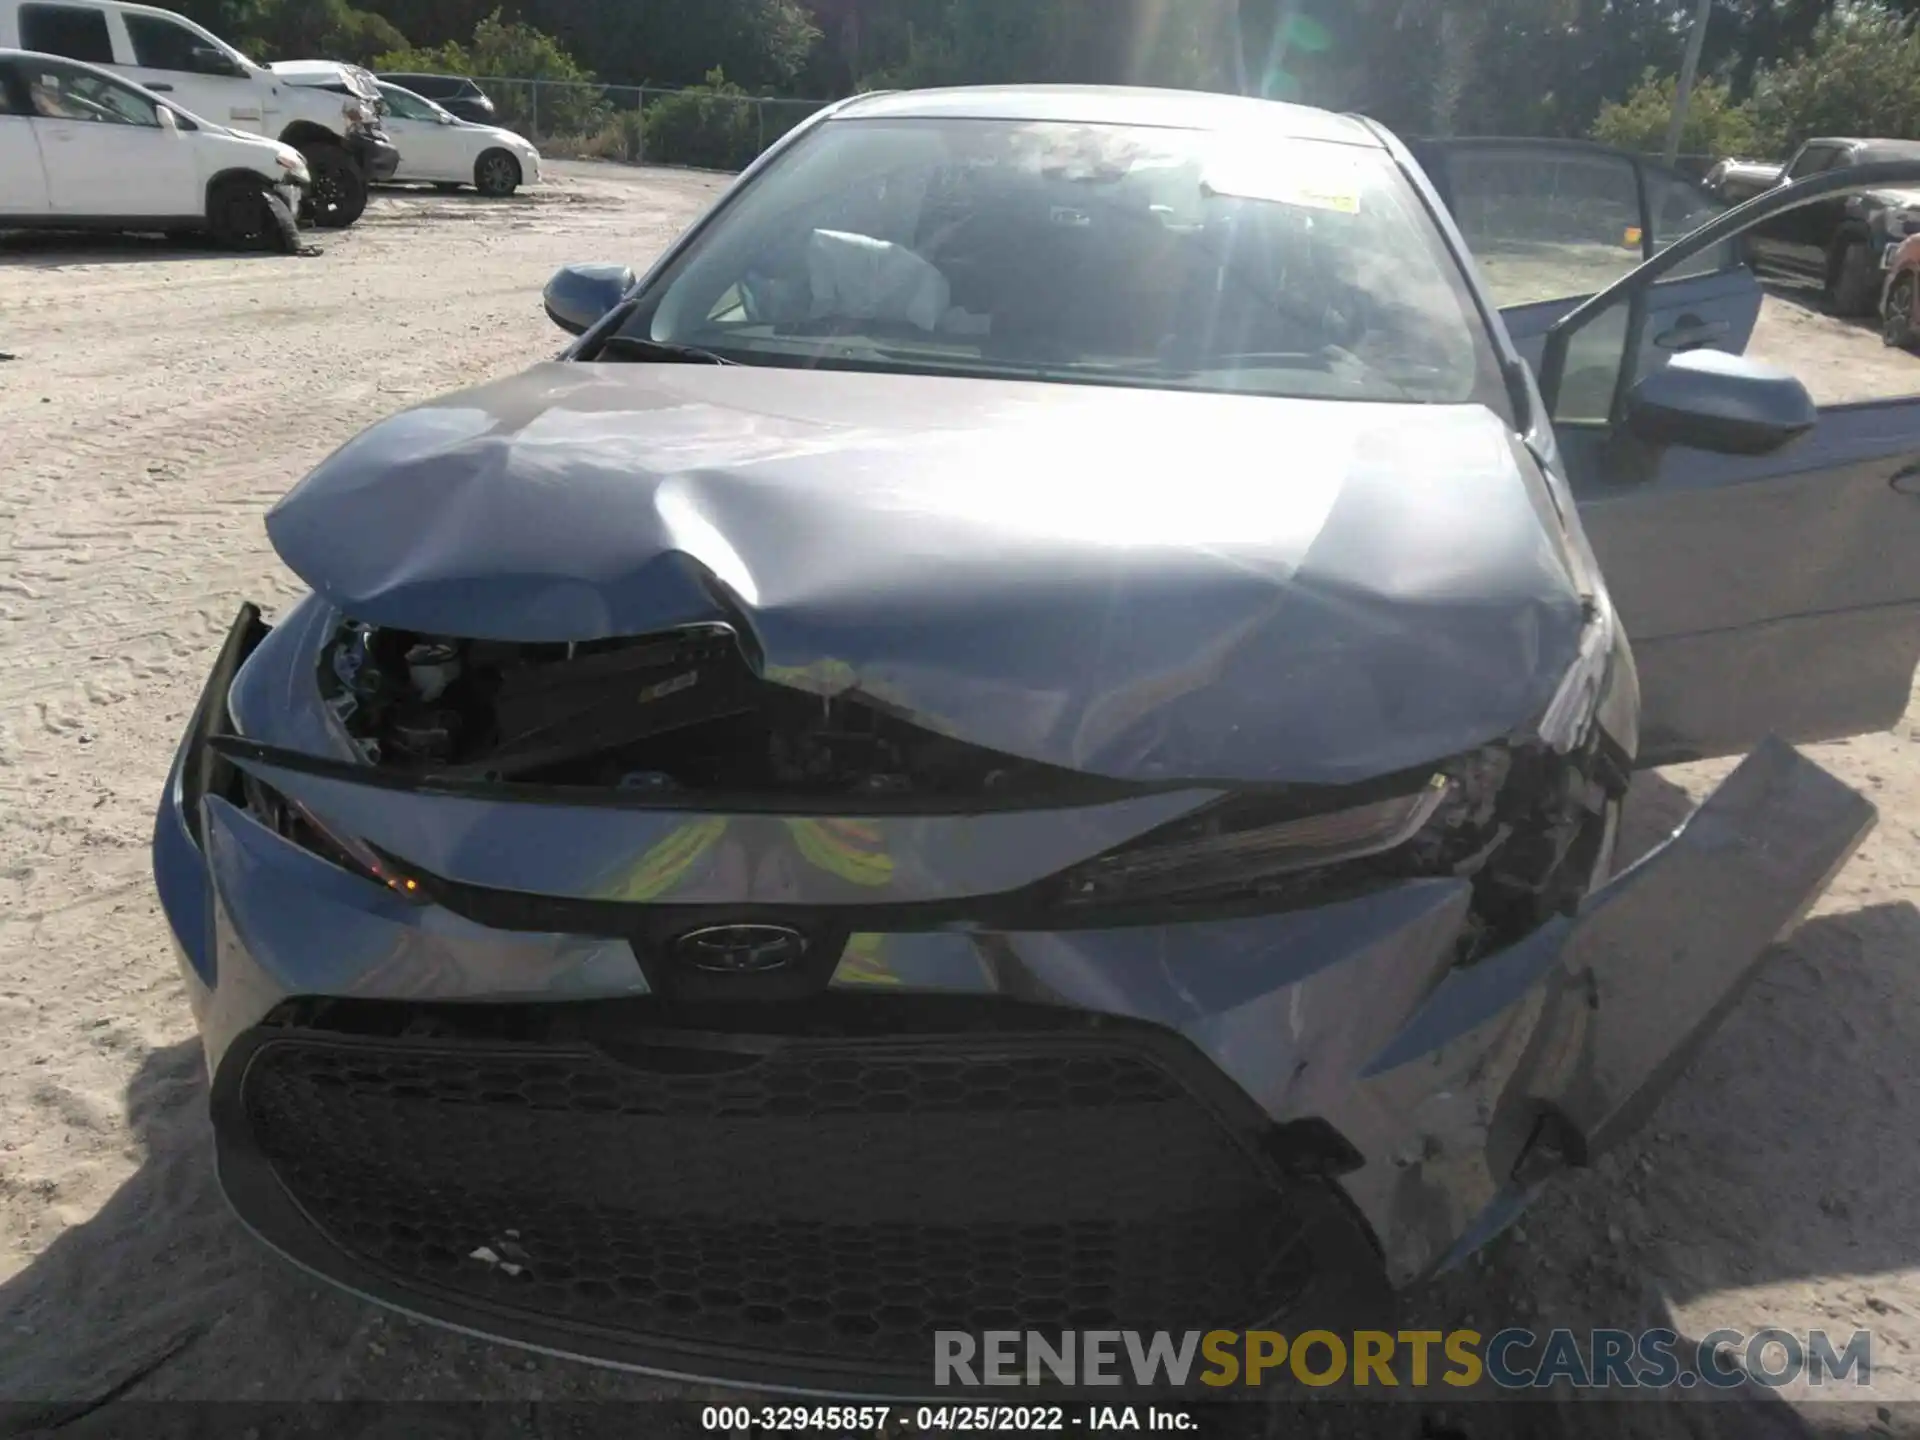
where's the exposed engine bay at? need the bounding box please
[308,618,1625,959]
[316,618,1101,801]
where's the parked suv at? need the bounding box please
[0,0,399,227]
[374,71,495,124]
[1708,135,1920,315]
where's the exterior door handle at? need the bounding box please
[147,82,173,92]
[1655,316,1732,350]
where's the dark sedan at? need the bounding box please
[374,70,496,124]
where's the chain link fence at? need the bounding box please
[469,78,832,170]
[465,81,1747,181]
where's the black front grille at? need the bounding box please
[214,1008,1384,1392]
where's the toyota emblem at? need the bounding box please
[672,924,810,974]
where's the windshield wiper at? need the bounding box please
[595,334,737,365]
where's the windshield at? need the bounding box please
[625,117,1499,404]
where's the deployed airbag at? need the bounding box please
[807,228,951,332]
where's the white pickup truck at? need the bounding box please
[0,0,399,226]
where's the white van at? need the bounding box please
[0,0,399,226]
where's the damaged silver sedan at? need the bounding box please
[153,86,1920,1394]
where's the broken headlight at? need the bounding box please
[239,771,425,900]
[1059,777,1451,906]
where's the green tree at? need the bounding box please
[857,0,1234,93]
[641,66,760,169]
[518,0,821,91]
[1748,5,1920,152]
[376,9,610,135]
[260,0,406,63]
[173,0,404,62]
[1592,70,1760,155]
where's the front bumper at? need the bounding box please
[348,128,401,183]
[154,603,1877,1392]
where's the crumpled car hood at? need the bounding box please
[270,60,380,103]
[265,363,1587,785]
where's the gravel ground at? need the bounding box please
[1,161,1917,1439]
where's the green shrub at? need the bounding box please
[1749,6,1920,155]
[642,68,759,170]
[1591,71,1759,158]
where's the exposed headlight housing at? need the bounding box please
[1058,777,1452,907]
[240,769,425,900]
[276,150,308,179]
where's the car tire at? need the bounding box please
[474,149,521,198]
[1828,239,1879,317]
[1885,273,1917,349]
[206,177,278,251]
[299,142,369,229]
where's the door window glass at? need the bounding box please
[1443,146,1644,307]
[1550,301,1630,426]
[1785,144,1841,181]
[125,13,228,74]
[380,87,439,121]
[22,61,160,127]
[0,63,27,116]
[1646,166,1737,279]
[17,4,113,64]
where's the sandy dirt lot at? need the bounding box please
[1,162,1917,1439]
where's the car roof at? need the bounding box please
[829,84,1382,147]
[1810,136,1920,152]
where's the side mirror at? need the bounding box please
[437,112,454,124]
[1624,349,1816,456]
[191,45,244,77]
[156,105,178,133]
[543,262,636,336]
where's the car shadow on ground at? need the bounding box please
[0,230,310,270]
[0,774,1907,1439]
[1758,276,1882,336]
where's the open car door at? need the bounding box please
[1533,160,1920,766]
[1413,139,1764,424]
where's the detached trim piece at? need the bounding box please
[1510,736,1875,1169]
[180,604,271,850]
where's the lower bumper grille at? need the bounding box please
[213,1008,1383,1392]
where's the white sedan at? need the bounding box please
[0,47,307,246]
[375,81,540,197]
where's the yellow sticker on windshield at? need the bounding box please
[1201,148,1365,214]
[1289,186,1362,214]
